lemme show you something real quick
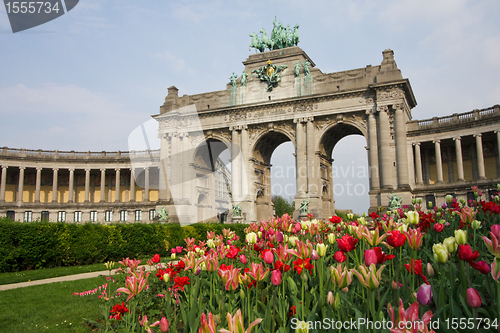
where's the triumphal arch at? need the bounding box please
[153,23,417,224]
[1,22,499,224]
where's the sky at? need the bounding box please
[1,0,500,214]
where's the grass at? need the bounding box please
[0,263,110,285]
[0,276,106,333]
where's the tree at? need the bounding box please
[272,195,295,217]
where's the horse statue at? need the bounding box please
[249,33,264,52]
[292,24,300,46]
[232,204,242,217]
[299,199,310,215]
[260,28,274,51]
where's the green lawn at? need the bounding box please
[0,263,111,285]
[0,277,106,333]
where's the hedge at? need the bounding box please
[0,218,248,272]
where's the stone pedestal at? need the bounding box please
[231,216,243,224]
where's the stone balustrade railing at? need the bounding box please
[407,105,500,131]
[0,147,160,160]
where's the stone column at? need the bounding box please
[100,169,106,202]
[17,167,25,204]
[496,131,500,178]
[394,105,410,188]
[115,169,121,202]
[231,128,241,202]
[170,133,182,200]
[434,140,444,183]
[35,167,42,202]
[240,126,249,200]
[182,133,191,202]
[446,147,455,182]
[367,110,380,189]
[475,134,486,180]
[0,166,7,202]
[130,168,135,202]
[68,168,75,203]
[84,168,90,202]
[378,106,393,189]
[144,167,150,201]
[159,134,172,201]
[414,143,423,185]
[295,118,307,196]
[52,168,58,202]
[454,137,465,181]
[306,117,318,195]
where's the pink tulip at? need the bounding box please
[416,283,433,306]
[466,288,482,308]
[271,269,282,286]
[276,231,284,243]
[364,249,378,266]
[263,250,274,264]
[239,254,247,264]
[311,250,319,260]
[160,317,169,332]
[491,224,500,239]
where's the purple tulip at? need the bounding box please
[416,283,433,306]
[466,288,482,308]
[276,231,284,243]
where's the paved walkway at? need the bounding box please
[0,265,154,291]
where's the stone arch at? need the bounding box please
[192,137,232,222]
[318,121,369,216]
[251,130,295,222]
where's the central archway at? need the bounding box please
[318,122,368,217]
[251,130,295,222]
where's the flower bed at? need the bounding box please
[87,186,500,332]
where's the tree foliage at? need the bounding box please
[272,195,295,217]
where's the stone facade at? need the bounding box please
[1,47,499,224]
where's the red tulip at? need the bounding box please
[152,254,160,264]
[334,251,346,263]
[466,288,482,308]
[470,260,491,274]
[433,223,445,232]
[386,230,406,248]
[458,244,480,262]
[336,235,358,252]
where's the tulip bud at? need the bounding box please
[405,211,419,225]
[416,284,433,306]
[194,266,201,275]
[492,257,500,282]
[239,254,247,264]
[426,263,434,277]
[471,220,482,230]
[271,269,282,286]
[445,194,454,203]
[491,224,500,239]
[358,216,366,225]
[245,232,257,244]
[163,273,170,283]
[391,281,401,290]
[207,239,215,248]
[257,231,262,239]
[276,231,284,243]
[433,243,449,263]
[327,233,336,245]
[443,237,458,253]
[160,317,169,333]
[347,213,354,220]
[454,230,467,245]
[171,253,176,260]
[263,251,274,264]
[334,292,341,311]
[364,249,378,266]
[327,291,334,306]
[289,236,298,246]
[341,287,349,293]
[412,198,416,205]
[316,243,328,257]
[466,288,482,308]
[311,250,319,261]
